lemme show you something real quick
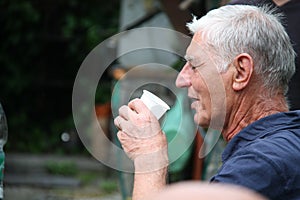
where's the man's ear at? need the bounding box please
[232,53,254,91]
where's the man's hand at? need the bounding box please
[114,98,168,171]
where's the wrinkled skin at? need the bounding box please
[114,98,168,165]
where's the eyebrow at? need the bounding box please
[184,55,194,62]
[184,55,206,69]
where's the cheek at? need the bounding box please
[191,75,210,99]
[193,107,211,127]
[191,78,212,110]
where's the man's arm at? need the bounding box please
[114,99,169,200]
[133,156,168,200]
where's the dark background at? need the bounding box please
[0,0,120,153]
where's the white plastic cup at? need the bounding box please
[140,90,170,120]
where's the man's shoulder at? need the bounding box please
[244,129,300,161]
[241,115,300,158]
[241,110,300,138]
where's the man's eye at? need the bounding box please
[191,63,204,71]
[191,66,198,70]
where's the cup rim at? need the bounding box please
[142,90,170,110]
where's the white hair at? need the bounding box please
[187,5,296,95]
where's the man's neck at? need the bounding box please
[273,0,290,6]
[222,91,289,141]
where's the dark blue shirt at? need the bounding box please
[211,111,300,200]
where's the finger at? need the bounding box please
[114,116,122,130]
[117,131,134,150]
[115,116,133,134]
[117,131,127,149]
[128,98,150,114]
[117,131,136,160]
[114,116,129,130]
[119,105,136,120]
[117,131,125,143]
[117,130,130,141]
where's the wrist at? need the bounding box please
[134,148,169,173]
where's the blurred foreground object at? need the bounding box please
[0,103,8,200]
[146,181,269,200]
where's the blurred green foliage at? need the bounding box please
[45,161,78,176]
[0,0,119,153]
[100,180,119,194]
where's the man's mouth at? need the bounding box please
[188,96,199,102]
[188,96,199,109]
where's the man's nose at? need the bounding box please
[176,64,191,88]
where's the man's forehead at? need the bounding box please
[192,31,202,43]
[185,34,204,61]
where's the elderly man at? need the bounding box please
[114,5,300,200]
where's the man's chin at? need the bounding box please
[194,114,210,128]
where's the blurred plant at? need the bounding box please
[45,161,78,176]
[77,172,98,185]
[100,180,119,194]
[0,0,119,153]
[95,81,112,104]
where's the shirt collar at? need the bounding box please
[222,110,300,162]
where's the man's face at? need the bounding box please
[176,33,228,129]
